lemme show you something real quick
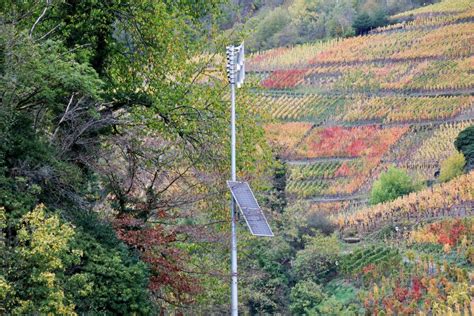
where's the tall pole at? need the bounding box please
[230,75,238,316]
[227,43,244,316]
[226,42,271,315]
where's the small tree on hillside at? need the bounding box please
[454,125,474,171]
[370,166,419,205]
[371,8,389,28]
[353,12,372,35]
[439,151,465,182]
[353,8,389,35]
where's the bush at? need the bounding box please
[289,280,326,315]
[293,234,340,283]
[369,167,420,205]
[302,213,336,236]
[454,125,474,171]
[439,151,465,182]
[370,8,389,28]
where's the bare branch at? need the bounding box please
[29,0,51,38]
[35,23,60,42]
[51,93,75,142]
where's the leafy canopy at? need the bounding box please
[289,280,325,315]
[439,151,465,182]
[1,0,275,313]
[370,166,420,205]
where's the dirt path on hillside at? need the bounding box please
[254,87,474,99]
[284,157,358,165]
[354,202,474,236]
[328,109,474,129]
[305,194,368,203]
[369,17,474,36]
[249,55,449,72]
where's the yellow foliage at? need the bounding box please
[439,151,466,182]
[333,171,474,231]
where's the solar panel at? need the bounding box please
[227,181,274,237]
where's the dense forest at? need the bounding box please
[1,0,474,315]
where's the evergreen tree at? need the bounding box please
[454,125,474,171]
[353,12,373,35]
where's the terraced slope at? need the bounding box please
[246,0,474,218]
[244,2,474,312]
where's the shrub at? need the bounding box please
[439,151,465,182]
[369,166,419,205]
[289,280,326,315]
[454,125,474,171]
[304,213,336,236]
[293,234,340,283]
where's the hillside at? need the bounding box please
[242,0,474,313]
[247,0,473,207]
[1,0,473,314]
[221,0,440,51]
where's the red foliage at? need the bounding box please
[437,232,452,246]
[320,126,344,138]
[429,219,466,246]
[410,277,425,301]
[363,264,376,275]
[449,220,465,245]
[429,222,442,234]
[347,139,367,156]
[335,162,353,177]
[113,215,201,304]
[394,284,409,302]
[261,69,307,89]
[302,125,407,158]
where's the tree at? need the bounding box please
[3,205,78,314]
[370,167,420,205]
[240,235,294,315]
[328,1,356,37]
[352,12,373,35]
[370,8,389,28]
[454,125,474,171]
[1,201,153,314]
[1,1,274,312]
[252,7,291,50]
[439,151,465,182]
[352,7,389,35]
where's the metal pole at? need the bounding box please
[230,80,238,316]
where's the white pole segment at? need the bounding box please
[230,80,238,316]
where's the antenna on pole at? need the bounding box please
[225,42,273,316]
